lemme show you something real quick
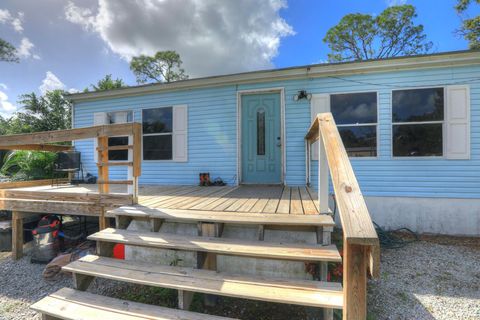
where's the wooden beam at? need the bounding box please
[0,179,68,189]
[0,123,141,147]
[0,198,101,215]
[0,144,72,152]
[0,190,133,206]
[96,145,133,151]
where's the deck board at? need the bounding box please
[290,187,304,215]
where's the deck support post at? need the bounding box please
[116,215,132,230]
[317,225,334,320]
[343,240,368,320]
[151,218,163,232]
[318,127,329,214]
[73,273,94,291]
[96,241,115,257]
[196,222,218,307]
[12,211,26,260]
[178,290,194,310]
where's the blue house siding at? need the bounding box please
[74,86,239,185]
[74,64,480,199]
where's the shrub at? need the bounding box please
[0,150,57,181]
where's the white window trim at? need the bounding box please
[141,105,187,162]
[390,86,446,159]
[108,110,134,162]
[326,90,380,160]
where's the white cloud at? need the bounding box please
[39,71,66,95]
[385,0,407,6]
[0,90,17,117]
[17,37,40,60]
[0,8,24,33]
[0,83,7,90]
[65,0,294,78]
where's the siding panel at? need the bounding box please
[74,64,480,198]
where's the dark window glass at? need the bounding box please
[331,92,377,125]
[108,136,129,161]
[257,109,265,155]
[142,107,173,134]
[392,88,444,122]
[393,123,443,157]
[339,126,377,157]
[143,135,172,160]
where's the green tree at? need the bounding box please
[130,50,188,84]
[455,0,480,49]
[0,38,18,62]
[84,74,126,92]
[16,90,71,133]
[324,5,433,62]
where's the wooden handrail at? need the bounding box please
[0,123,141,146]
[306,113,378,246]
[306,112,379,320]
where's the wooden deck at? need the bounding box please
[137,185,319,215]
[0,184,319,215]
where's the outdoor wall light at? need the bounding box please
[293,90,312,101]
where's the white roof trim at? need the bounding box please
[69,50,480,103]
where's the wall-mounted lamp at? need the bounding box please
[293,90,312,101]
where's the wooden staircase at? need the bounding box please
[31,112,380,320]
[32,210,342,319]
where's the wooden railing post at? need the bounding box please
[127,134,134,197]
[132,123,142,204]
[97,135,110,230]
[305,113,379,320]
[343,240,368,320]
[318,124,329,214]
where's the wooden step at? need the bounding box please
[63,255,344,309]
[88,228,342,262]
[31,287,234,320]
[108,206,335,227]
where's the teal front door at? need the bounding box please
[241,93,282,184]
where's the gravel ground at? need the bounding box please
[0,236,479,320]
[368,236,480,320]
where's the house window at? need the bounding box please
[107,111,133,161]
[142,107,173,160]
[330,92,377,157]
[392,88,444,157]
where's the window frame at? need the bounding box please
[329,90,380,160]
[390,86,446,159]
[106,110,134,162]
[141,106,175,162]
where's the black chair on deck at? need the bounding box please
[51,151,82,186]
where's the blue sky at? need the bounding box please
[0,0,478,117]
